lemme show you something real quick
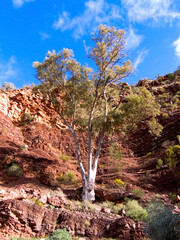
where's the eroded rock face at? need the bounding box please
[0,199,145,239]
[0,88,65,128]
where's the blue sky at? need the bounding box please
[0,0,180,88]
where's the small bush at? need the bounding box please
[168,73,175,81]
[114,178,125,186]
[144,201,180,240]
[59,171,76,183]
[7,163,23,178]
[32,197,44,207]
[165,145,180,168]
[60,154,70,163]
[21,113,35,125]
[146,152,152,157]
[131,189,145,199]
[49,228,72,240]
[125,200,147,221]
[162,113,169,118]
[20,144,28,151]
[156,158,163,169]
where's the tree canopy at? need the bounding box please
[33,25,161,201]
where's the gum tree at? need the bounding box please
[33,25,133,201]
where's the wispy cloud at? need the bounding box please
[121,0,180,23]
[12,0,35,8]
[39,31,50,41]
[126,27,143,50]
[0,56,17,85]
[173,37,180,58]
[53,0,121,38]
[133,50,148,70]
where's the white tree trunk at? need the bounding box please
[82,169,96,201]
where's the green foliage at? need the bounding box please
[165,145,180,168]
[118,87,162,136]
[109,143,122,160]
[2,82,16,90]
[169,193,176,202]
[19,144,28,151]
[125,200,147,221]
[74,200,96,211]
[177,135,180,144]
[49,228,72,240]
[60,153,71,163]
[162,112,169,119]
[21,113,35,125]
[174,65,180,75]
[58,171,76,183]
[100,201,124,214]
[7,163,23,178]
[168,73,175,81]
[32,197,44,206]
[146,152,152,157]
[144,201,180,240]
[156,158,163,169]
[131,189,145,199]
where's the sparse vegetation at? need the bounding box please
[60,153,71,162]
[131,189,145,199]
[165,145,180,168]
[58,170,76,183]
[125,199,147,221]
[21,113,36,125]
[7,163,23,178]
[144,201,180,240]
[156,158,163,169]
[49,228,72,240]
[114,178,125,186]
[20,144,28,151]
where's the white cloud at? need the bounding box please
[0,56,17,84]
[126,27,143,50]
[12,0,35,8]
[173,37,180,58]
[39,31,50,41]
[121,0,180,23]
[53,0,121,38]
[133,50,148,70]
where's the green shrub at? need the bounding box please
[162,113,169,118]
[59,171,76,183]
[144,201,180,240]
[168,73,175,81]
[20,144,28,151]
[74,200,96,211]
[49,228,72,240]
[125,200,147,221]
[156,158,163,169]
[32,197,44,207]
[131,189,145,199]
[7,163,23,178]
[60,154,71,162]
[21,113,35,125]
[146,152,152,157]
[109,143,122,160]
[165,145,180,168]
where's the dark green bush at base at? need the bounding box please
[144,201,180,240]
[49,229,72,240]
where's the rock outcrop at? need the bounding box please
[0,199,145,239]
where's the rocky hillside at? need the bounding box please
[0,73,179,239]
